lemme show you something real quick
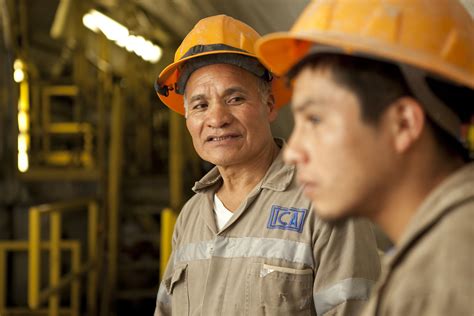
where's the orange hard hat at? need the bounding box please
[256,0,474,90]
[155,15,291,115]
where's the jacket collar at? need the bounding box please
[192,138,295,194]
[388,162,474,266]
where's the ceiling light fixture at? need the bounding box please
[82,9,162,64]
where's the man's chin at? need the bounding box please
[312,205,355,226]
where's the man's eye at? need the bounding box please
[192,103,207,110]
[307,115,321,125]
[228,96,244,104]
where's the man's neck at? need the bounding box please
[373,157,463,246]
[216,141,280,211]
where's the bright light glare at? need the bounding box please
[82,9,161,63]
[18,111,29,132]
[93,10,128,41]
[148,46,162,63]
[125,35,137,52]
[14,69,25,82]
[18,151,29,172]
[82,13,99,32]
[13,59,26,82]
[14,59,25,70]
[18,134,29,152]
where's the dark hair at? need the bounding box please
[287,53,473,160]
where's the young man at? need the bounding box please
[256,0,474,315]
[153,14,380,316]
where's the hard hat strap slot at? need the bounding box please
[400,64,461,139]
[155,80,173,97]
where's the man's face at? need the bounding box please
[285,66,395,221]
[184,63,277,167]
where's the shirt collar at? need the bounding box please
[192,138,295,193]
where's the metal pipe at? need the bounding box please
[39,261,94,303]
[160,208,177,279]
[0,240,78,250]
[105,84,124,311]
[0,248,6,311]
[34,197,95,214]
[162,107,184,281]
[49,212,61,316]
[28,207,41,309]
[70,243,81,316]
[169,111,184,211]
[88,201,98,315]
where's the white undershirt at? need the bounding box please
[213,194,234,230]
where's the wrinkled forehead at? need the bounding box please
[184,63,260,97]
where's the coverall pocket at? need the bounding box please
[165,263,189,316]
[245,262,314,316]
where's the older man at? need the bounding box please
[154,15,380,316]
[256,0,474,315]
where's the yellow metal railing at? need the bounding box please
[158,110,183,280]
[160,208,177,279]
[0,241,80,316]
[40,85,95,169]
[27,198,99,316]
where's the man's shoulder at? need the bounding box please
[387,201,474,298]
[177,192,208,220]
[407,198,473,258]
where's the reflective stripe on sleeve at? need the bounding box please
[174,240,210,262]
[156,281,171,305]
[314,277,375,315]
[174,236,314,267]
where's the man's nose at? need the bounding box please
[283,129,307,165]
[206,103,232,128]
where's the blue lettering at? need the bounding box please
[289,212,298,228]
[277,210,291,226]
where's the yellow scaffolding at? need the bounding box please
[0,241,80,316]
[41,85,94,169]
[26,198,100,316]
[158,111,184,279]
[160,208,177,279]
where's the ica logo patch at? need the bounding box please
[267,205,307,233]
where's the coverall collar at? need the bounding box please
[192,138,294,193]
[388,162,474,266]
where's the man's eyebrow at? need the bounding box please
[187,87,247,103]
[188,94,206,103]
[293,98,327,112]
[222,86,247,96]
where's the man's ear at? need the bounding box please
[386,96,425,154]
[267,93,278,122]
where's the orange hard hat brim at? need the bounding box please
[256,31,474,90]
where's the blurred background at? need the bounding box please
[0,0,472,315]
[0,0,308,315]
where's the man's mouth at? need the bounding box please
[206,134,241,142]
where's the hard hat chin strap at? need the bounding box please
[399,65,461,139]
